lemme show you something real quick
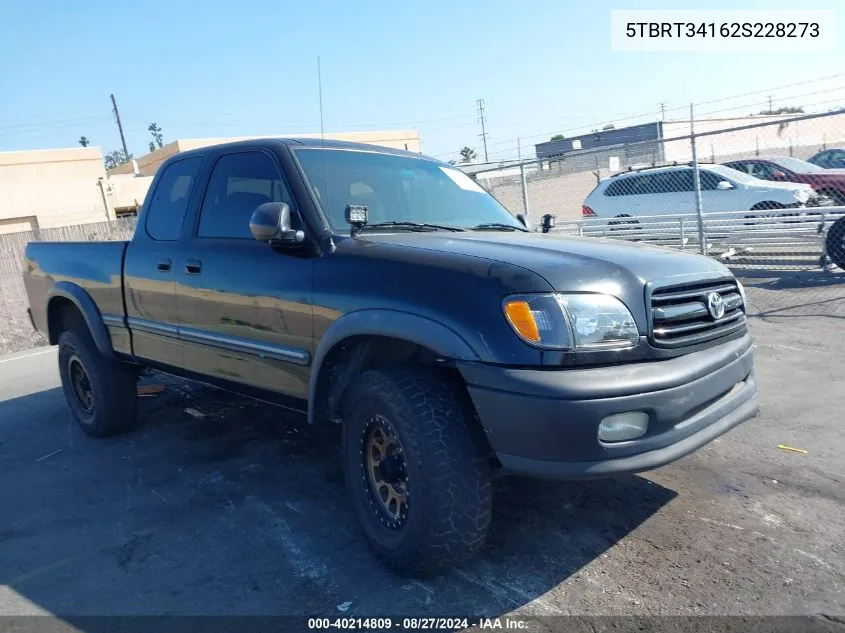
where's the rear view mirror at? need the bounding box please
[716,180,734,190]
[249,202,304,248]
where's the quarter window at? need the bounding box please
[144,156,203,241]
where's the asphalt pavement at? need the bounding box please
[0,315,843,622]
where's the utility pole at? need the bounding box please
[517,138,529,217]
[690,103,706,256]
[767,95,773,113]
[659,102,666,121]
[110,94,129,159]
[476,98,489,162]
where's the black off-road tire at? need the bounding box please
[57,328,138,437]
[342,367,492,576]
[825,216,845,270]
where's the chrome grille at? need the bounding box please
[649,278,746,348]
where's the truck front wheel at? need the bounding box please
[341,367,492,575]
[58,328,138,437]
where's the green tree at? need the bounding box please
[78,136,90,148]
[459,146,477,163]
[758,106,804,115]
[104,149,133,170]
[550,134,565,141]
[148,122,164,151]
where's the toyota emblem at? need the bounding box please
[706,292,725,319]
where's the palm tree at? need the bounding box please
[459,146,477,163]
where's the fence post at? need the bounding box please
[690,104,707,256]
[679,217,685,251]
[517,138,530,218]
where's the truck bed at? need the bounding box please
[23,240,129,339]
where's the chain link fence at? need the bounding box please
[473,108,845,320]
[0,218,137,355]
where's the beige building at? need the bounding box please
[0,146,154,234]
[108,130,424,177]
[0,147,113,233]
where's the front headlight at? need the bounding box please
[792,188,810,203]
[736,280,747,311]
[502,293,639,350]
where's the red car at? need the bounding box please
[722,156,845,206]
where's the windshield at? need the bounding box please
[770,156,825,174]
[707,163,762,185]
[294,148,524,231]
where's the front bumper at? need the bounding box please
[458,333,759,479]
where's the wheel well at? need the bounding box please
[750,201,784,210]
[47,297,85,345]
[313,335,460,425]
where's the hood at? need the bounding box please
[752,179,815,192]
[361,231,730,293]
[801,169,845,182]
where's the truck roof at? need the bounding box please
[171,137,436,162]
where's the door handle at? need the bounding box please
[185,259,202,275]
[157,258,172,272]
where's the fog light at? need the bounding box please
[598,412,649,442]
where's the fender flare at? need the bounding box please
[307,309,479,424]
[46,281,115,359]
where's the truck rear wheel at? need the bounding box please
[58,328,138,437]
[341,367,492,576]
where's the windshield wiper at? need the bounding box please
[360,221,465,232]
[469,222,527,232]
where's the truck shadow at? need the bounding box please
[0,376,676,621]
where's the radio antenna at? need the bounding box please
[316,56,334,248]
[318,56,325,142]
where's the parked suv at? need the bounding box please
[722,156,845,205]
[582,163,820,220]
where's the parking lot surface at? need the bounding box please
[0,310,843,620]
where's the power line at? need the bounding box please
[437,77,845,162]
[0,115,111,134]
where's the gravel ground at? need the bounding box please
[0,307,843,630]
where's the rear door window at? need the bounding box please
[145,156,203,241]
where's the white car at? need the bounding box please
[582,163,819,220]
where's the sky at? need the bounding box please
[0,0,843,164]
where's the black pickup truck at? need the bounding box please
[23,138,759,575]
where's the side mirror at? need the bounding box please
[540,213,556,233]
[771,171,787,180]
[249,202,305,248]
[716,180,734,190]
[516,213,535,231]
